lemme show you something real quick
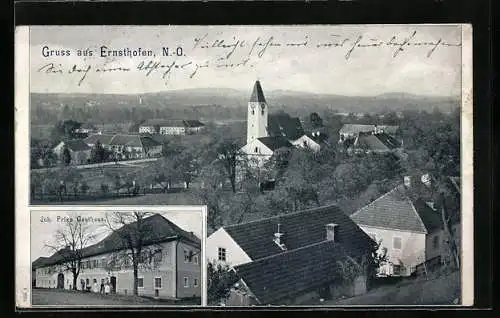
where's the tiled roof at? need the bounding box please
[339,124,375,135]
[32,257,50,269]
[64,139,91,151]
[257,136,293,151]
[350,185,442,233]
[184,120,205,128]
[140,136,162,148]
[306,131,329,144]
[233,241,350,304]
[267,113,305,140]
[249,80,266,103]
[354,132,400,151]
[224,205,375,261]
[34,214,200,268]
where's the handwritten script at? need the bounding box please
[35,30,461,86]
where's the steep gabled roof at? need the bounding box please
[183,120,205,128]
[32,257,50,270]
[339,124,375,135]
[84,133,115,145]
[306,131,329,144]
[257,136,293,151]
[34,214,200,268]
[354,132,401,151]
[249,80,266,103]
[224,205,374,261]
[267,113,305,140]
[64,139,91,152]
[233,241,350,304]
[350,185,443,233]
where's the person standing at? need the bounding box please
[104,279,110,295]
[100,279,105,294]
[93,279,98,293]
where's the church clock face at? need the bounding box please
[260,103,266,110]
[250,103,256,110]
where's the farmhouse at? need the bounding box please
[84,133,163,159]
[32,214,201,300]
[206,205,376,305]
[350,176,461,277]
[53,139,92,165]
[338,124,399,142]
[139,119,205,135]
[349,131,402,154]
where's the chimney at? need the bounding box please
[326,223,339,242]
[403,176,411,188]
[273,223,286,251]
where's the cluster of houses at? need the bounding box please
[138,119,205,136]
[51,133,164,166]
[206,174,461,305]
[32,214,202,300]
[204,81,461,306]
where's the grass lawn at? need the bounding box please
[32,288,201,306]
[312,270,461,306]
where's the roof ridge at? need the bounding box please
[235,240,335,268]
[224,204,342,229]
[350,185,402,219]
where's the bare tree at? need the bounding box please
[104,211,162,296]
[45,215,96,290]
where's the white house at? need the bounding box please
[350,176,461,277]
[53,140,92,165]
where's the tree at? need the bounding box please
[45,214,97,290]
[193,162,227,231]
[216,140,242,193]
[207,262,238,305]
[310,112,324,128]
[104,211,161,296]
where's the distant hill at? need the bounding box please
[30,89,460,121]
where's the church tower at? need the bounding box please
[246,80,268,145]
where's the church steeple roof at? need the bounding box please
[250,80,266,103]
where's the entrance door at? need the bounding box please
[57,273,64,289]
[110,276,116,293]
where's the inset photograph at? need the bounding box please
[30,207,205,307]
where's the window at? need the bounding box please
[123,257,130,268]
[218,247,226,261]
[254,147,258,153]
[93,260,98,268]
[433,235,440,249]
[184,277,189,288]
[154,250,163,263]
[261,110,265,115]
[154,277,162,289]
[137,277,144,288]
[193,255,199,265]
[194,278,198,287]
[393,237,402,250]
[184,250,191,263]
[251,110,255,115]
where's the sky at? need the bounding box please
[27,25,463,96]
[30,210,204,262]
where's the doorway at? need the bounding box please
[110,276,116,293]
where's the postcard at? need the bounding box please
[15,24,472,307]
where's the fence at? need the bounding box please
[31,187,187,203]
[31,157,160,173]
